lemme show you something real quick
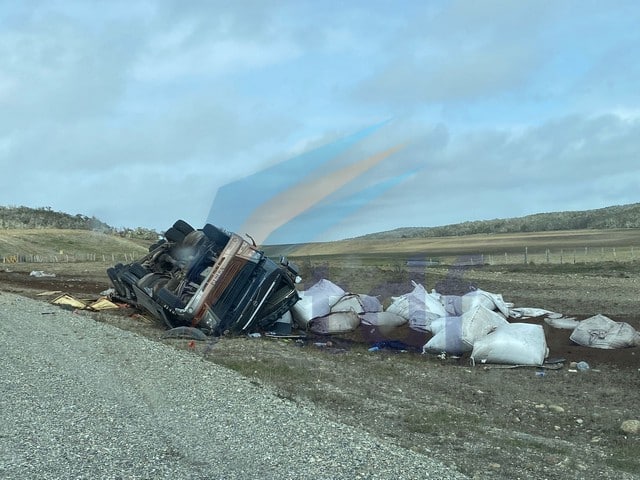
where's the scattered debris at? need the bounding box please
[49,293,118,312]
[36,290,63,296]
[576,361,590,371]
[51,293,88,310]
[88,297,119,311]
[367,340,413,352]
[29,270,56,278]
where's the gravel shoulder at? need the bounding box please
[0,291,465,480]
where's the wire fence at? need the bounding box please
[2,246,638,266]
[2,252,144,264]
[431,246,639,266]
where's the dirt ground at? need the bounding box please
[1,261,639,479]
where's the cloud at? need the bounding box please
[0,1,638,242]
[351,1,555,108]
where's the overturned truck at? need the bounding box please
[107,220,300,336]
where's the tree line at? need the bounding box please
[0,206,159,240]
[357,202,640,240]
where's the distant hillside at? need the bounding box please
[356,203,640,240]
[0,205,158,240]
[0,205,112,231]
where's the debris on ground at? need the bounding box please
[100,220,639,366]
[50,293,119,311]
[29,270,56,278]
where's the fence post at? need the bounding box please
[524,246,528,265]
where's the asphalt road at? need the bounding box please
[0,291,466,479]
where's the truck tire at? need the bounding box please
[165,227,185,244]
[173,220,194,235]
[203,223,230,247]
[128,262,148,279]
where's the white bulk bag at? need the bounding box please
[461,289,511,317]
[460,305,509,348]
[471,323,549,366]
[569,314,640,349]
[359,311,407,328]
[429,316,461,335]
[440,295,463,316]
[309,310,361,335]
[330,293,382,314]
[422,316,470,355]
[291,279,345,328]
[423,307,508,355]
[388,282,447,332]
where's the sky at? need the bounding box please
[1,1,639,244]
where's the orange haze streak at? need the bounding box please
[241,144,405,245]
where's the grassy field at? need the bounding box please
[0,229,150,263]
[265,228,640,267]
[3,227,639,267]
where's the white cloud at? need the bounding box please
[0,1,638,240]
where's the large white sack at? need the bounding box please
[441,290,511,316]
[423,317,470,355]
[460,305,509,348]
[330,293,382,314]
[309,311,361,335]
[429,316,461,335]
[424,307,508,355]
[291,279,346,328]
[388,282,447,332]
[360,311,407,328]
[461,289,511,317]
[440,295,463,316]
[471,323,549,365]
[569,314,640,349]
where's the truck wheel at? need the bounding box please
[173,220,194,235]
[203,223,230,247]
[128,262,148,279]
[165,227,185,244]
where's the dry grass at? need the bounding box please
[265,228,640,267]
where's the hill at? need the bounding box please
[0,229,151,260]
[355,203,640,240]
[0,205,159,240]
[0,205,112,231]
